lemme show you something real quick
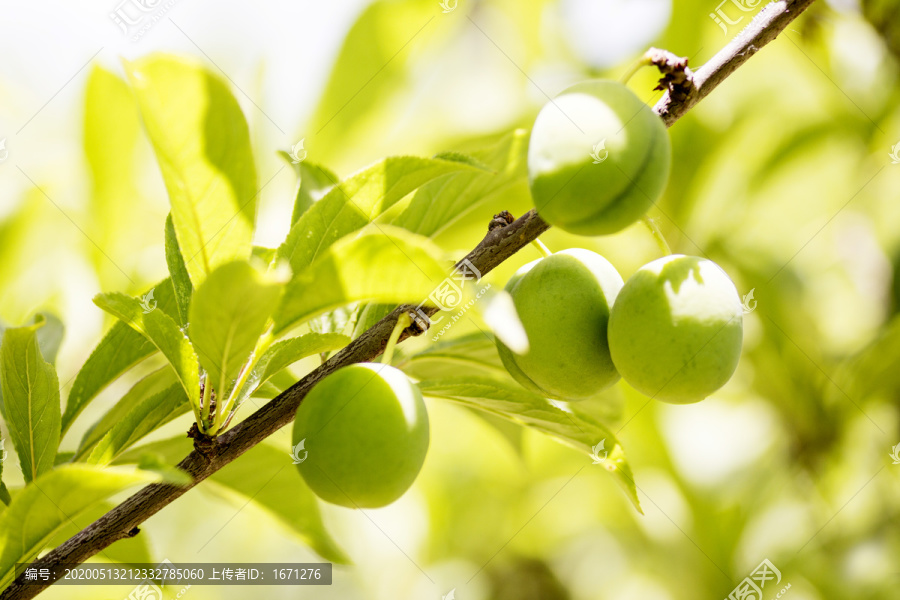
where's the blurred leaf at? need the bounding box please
[309,304,360,337]
[833,314,900,403]
[188,261,283,397]
[93,292,200,415]
[393,129,528,237]
[63,280,178,435]
[0,465,159,589]
[418,376,642,513]
[83,65,142,281]
[0,323,60,483]
[86,384,188,466]
[76,367,178,459]
[277,155,482,275]
[209,443,350,564]
[135,453,192,486]
[862,0,900,61]
[165,213,193,326]
[280,157,338,225]
[125,54,257,286]
[398,331,506,380]
[305,0,436,162]
[274,225,451,333]
[350,303,395,341]
[252,245,277,266]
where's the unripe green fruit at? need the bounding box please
[292,363,429,508]
[497,249,623,400]
[528,80,671,235]
[608,255,743,404]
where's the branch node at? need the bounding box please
[488,210,515,231]
[647,47,695,103]
[187,423,217,460]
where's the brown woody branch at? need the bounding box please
[0,2,816,597]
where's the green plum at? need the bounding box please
[608,255,743,404]
[528,80,671,235]
[292,363,429,508]
[497,249,623,400]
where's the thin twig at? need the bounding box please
[0,2,816,597]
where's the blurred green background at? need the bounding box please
[1,0,899,598]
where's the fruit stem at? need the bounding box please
[382,312,412,365]
[531,239,552,258]
[619,53,654,84]
[641,216,672,256]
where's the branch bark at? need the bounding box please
[0,2,816,597]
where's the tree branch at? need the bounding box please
[0,2,815,597]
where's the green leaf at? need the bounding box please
[253,333,349,385]
[165,213,193,325]
[281,157,338,225]
[417,376,642,513]
[188,261,283,397]
[0,324,61,483]
[274,225,451,333]
[276,156,482,275]
[393,129,529,237]
[0,465,160,589]
[76,367,178,459]
[398,331,506,380]
[209,443,349,564]
[93,292,200,414]
[31,312,64,366]
[86,384,188,466]
[227,333,348,414]
[125,54,258,286]
[62,280,178,436]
